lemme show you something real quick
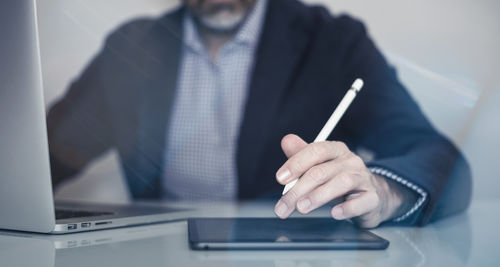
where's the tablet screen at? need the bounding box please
[188,217,389,250]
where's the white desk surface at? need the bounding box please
[0,199,498,267]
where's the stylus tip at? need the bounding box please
[352,78,364,93]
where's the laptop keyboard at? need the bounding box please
[55,209,113,220]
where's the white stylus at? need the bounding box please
[282,78,364,195]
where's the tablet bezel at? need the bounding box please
[188,217,389,250]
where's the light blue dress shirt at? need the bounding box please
[162,0,268,201]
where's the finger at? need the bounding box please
[296,171,361,214]
[330,191,379,221]
[352,212,382,229]
[281,134,308,158]
[277,160,343,218]
[276,141,350,185]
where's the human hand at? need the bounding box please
[274,134,410,228]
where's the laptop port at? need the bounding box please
[81,222,91,228]
[67,224,77,230]
[95,221,111,226]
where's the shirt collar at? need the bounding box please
[233,0,267,45]
[182,0,268,53]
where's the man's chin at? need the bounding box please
[198,13,245,33]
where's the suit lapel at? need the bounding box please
[130,9,184,199]
[237,0,311,198]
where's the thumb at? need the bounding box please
[281,134,308,158]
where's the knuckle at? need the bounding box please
[310,190,326,204]
[338,173,354,189]
[306,166,328,185]
[286,160,302,176]
[333,141,349,152]
[309,143,327,159]
[349,154,365,167]
[283,189,299,203]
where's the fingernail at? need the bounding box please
[332,206,344,219]
[297,198,311,212]
[275,201,288,218]
[277,169,291,183]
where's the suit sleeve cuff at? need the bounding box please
[368,166,428,223]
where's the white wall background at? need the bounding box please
[36,0,500,203]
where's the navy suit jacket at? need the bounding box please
[47,0,471,225]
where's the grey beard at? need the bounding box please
[197,11,246,33]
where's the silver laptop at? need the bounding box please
[0,0,193,234]
[0,222,188,266]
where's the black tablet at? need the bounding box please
[188,217,389,250]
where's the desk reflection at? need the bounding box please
[0,208,472,267]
